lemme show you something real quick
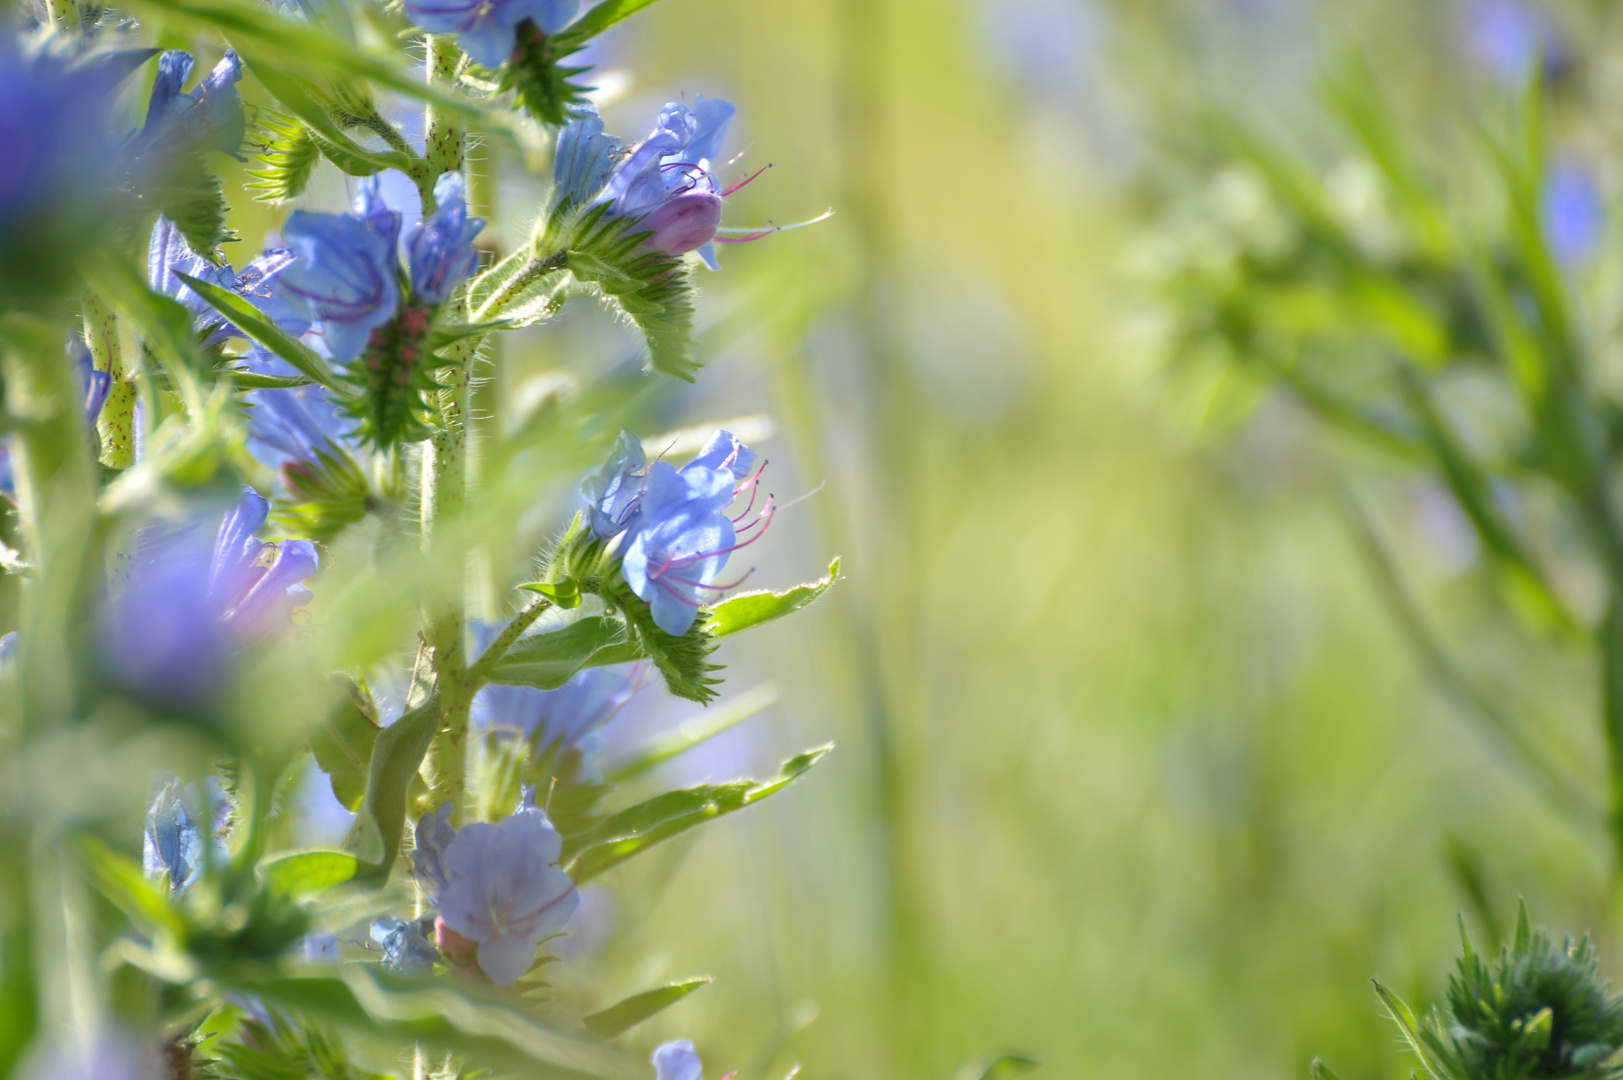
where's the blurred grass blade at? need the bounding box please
[707,559,840,639]
[176,272,344,392]
[951,1056,1040,1080]
[226,369,314,389]
[582,976,711,1039]
[344,692,441,882]
[73,834,186,940]
[554,0,665,49]
[605,683,781,783]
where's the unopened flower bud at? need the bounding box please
[640,191,723,258]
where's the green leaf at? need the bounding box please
[239,57,409,178]
[159,161,234,254]
[1374,980,1446,1080]
[707,558,840,639]
[246,111,321,202]
[486,616,629,689]
[122,0,493,120]
[554,0,664,48]
[343,691,442,883]
[311,675,383,811]
[616,597,720,704]
[564,745,831,883]
[72,834,186,940]
[258,849,362,898]
[955,1056,1040,1080]
[176,272,344,393]
[429,320,513,351]
[195,963,645,1079]
[605,683,780,783]
[82,258,210,376]
[1309,1059,1345,1080]
[582,977,711,1040]
[226,369,314,389]
[516,579,581,609]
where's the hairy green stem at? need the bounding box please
[81,291,135,469]
[466,596,553,682]
[423,36,464,189]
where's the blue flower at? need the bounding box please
[0,45,121,300]
[149,216,311,343]
[403,0,579,68]
[277,179,403,362]
[102,486,320,710]
[142,774,201,895]
[581,431,650,539]
[553,99,742,269]
[406,172,486,304]
[1465,0,1567,84]
[134,50,245,158]
[369,916,440,974]
[621,461,739,634]
[413,802,458,902]
[241,346,358,477]
[1543,159,1604,267]
[435,806,578,985]
[653,1041,704,1080]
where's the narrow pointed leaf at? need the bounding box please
[343,692,441,882]
[582,977,712,1040]
[707,559,840,639]
[258,849,362,897]
[485,616,629,689]
[176,272,343,392]
[605,683,781,783]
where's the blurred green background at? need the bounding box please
[479,1,1623,1079]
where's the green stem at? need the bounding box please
[1602,603,1623,876]
[81,290,135,469]
[466,596,553,683]
[424,36,464,186]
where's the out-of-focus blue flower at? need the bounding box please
[468,622,640,777]
[413,802,457,902]
[370,916,440,974]
[403,0,578,68]
[242,347,358,477]
[406,172,485,304]
[301,932,340,963]
[1543,159,1604,266]
[1465,0,1567,84]
[149,216,311,342]
[581,431,650,539]
[653,1041,703,1080]
[0,44,122,301]
[142,774,202,894]
[134,50,245,158]
[102,486,320,710]
[278,179,403,362]
[436,807,578,985]
[21,1030,164,1080]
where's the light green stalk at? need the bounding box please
[81,291,135,469]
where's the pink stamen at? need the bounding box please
[714,228,780,245]
[721,164,772,198]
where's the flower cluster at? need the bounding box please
[392,796,579,985]
[582,429,772,634]
[102,486,320,711]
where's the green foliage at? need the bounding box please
[1375,907,1623,1080]
[343,690,442,881]
[616,595,722,704]
[562,744,831,883]
[499,18,592,126]
[258,850,363,898]
[484,616,628,689]
[178,271,345,391]
[707,558,841,638]
[247,112,321,202]
[582,977,712,1040]
[209,1007,392,1080]
[158,159,236,256]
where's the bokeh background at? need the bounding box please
[216,0,1623,1077]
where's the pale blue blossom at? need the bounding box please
[406,172,486,304]
[402,0,578,68]
[653,1041,703,1080]
[277,179,403,362]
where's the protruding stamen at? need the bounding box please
[721,163,772,197]
[715,208,836,243]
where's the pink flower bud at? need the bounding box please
[640,191,723,257]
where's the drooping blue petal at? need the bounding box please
[370,916,440,974]
[403,0,567,67]
[685,429,756,483]
[137,49,245,157]
[406,172,486,304]
[551,107,622,214]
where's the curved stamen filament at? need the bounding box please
[721,164,772,198]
